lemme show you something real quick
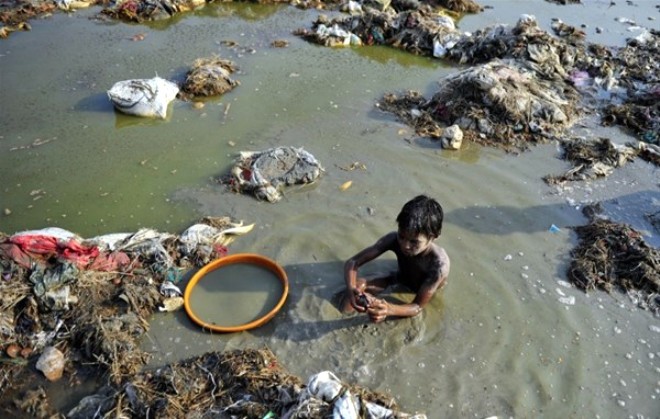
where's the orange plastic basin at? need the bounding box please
[184,253,288,332]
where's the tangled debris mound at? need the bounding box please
[435,0,482,14]
[0,216,253,394]
[0,0,55,38]
[225,146,324,203]
[379,59,580,150]
[568,212,660,314]
[181,56,240,98]
[543,137,637,184]
[65,348,426,419]
[295,5,462,56]
[446,15,593,78]
[600,30,659,143]
[99,0,207,22]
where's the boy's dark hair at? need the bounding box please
[396,195,444,238]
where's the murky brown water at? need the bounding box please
[1,1,659,417]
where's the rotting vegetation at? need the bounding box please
[568,207,660,315]
[63,348,418,418]
[180,56,240,99]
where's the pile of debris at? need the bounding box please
[295,5,462,56]
[543,137,637,185]
[379,58,581,150]
[64,348,426,418]
[0,216,253,395]
[223,146,324,203]
[601,30,659,145]
[99,0,208,22]
[181,56,240,98]
[568,209,660,314]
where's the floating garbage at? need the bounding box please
[227,146,324,202]
[107,76,179,119]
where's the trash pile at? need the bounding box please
[379,58,581,150]
[600,30,659,145]
[568,209,660,314]
[99,0,207,22]
[0,216,253,396]
[296,7,657,158]
[0,0,55,38]
[294,5,462,56]
[224,146,324,203]
[181,56,240,98]
[543,137,637,185]
[64,348,426,419]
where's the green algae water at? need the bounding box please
[1,1,659,417]
[188,262,284,328]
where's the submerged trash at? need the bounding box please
[107,76,179,119]
[181,56,240,98]
[549,224,561,233]
[226,146,324,202]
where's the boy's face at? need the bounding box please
[397,229,434,257]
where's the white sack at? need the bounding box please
[107,76,179,119]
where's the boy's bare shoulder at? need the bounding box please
[432,243,449,261]
[375,231,398,247]
[431,243,450,275]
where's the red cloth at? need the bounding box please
[0,242,34,268]
[8,235,99,268]
[87,251,132,272]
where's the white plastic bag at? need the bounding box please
[107,76,179,119]
[306,371,360,419]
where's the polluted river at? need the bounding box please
[0,0,658,417]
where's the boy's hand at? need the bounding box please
[367,299,389,323]
[350,289,369,312]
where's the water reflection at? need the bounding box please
[352,44,442,69]
[73,92,114,114]
[198,3,284,20]
[448,190,660,239]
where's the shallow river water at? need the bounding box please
[1,0,659,417]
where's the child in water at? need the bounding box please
[342,195,450,323]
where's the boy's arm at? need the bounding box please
[367,250,449,322]
[367,275,446,322]
[344,233,395,310]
